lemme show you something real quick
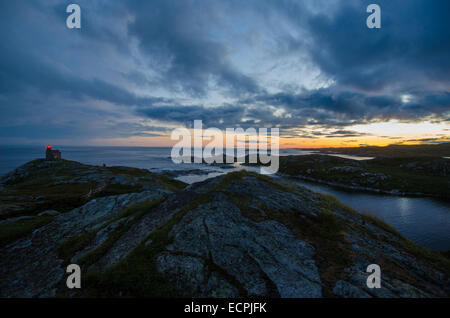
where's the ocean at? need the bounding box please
[0,146,311,183]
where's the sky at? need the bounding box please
[0,0,449,148]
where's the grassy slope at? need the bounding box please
[0,215,56,247]
[313,143,450,158]
[0,159,186,248]
[1,160,186,217]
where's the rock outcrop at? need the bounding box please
[0,159,185,220]
[0,191,163,297]
[0,162,449,298]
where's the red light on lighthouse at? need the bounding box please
[45,145,61,160]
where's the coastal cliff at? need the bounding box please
[0,160,449,297]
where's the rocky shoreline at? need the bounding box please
[275,154,449,199]
[283,174,441,198]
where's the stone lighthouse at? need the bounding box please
[45,145,61,160]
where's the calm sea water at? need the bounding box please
[291,179,450,251]
[0,146,449,251]
[0,146,203,175]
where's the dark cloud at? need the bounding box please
[137,104,245,129]
[0,0,448,144]
[406,137,450,144]
[279,129,369,140]
[325,130,369,138]
[300,0,450,92]
[126,0,261,97]
[240,88,449,128]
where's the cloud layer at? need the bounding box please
[0,0,449,144]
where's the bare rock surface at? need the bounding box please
[0,191,164,297]
[0,162,449,298]
[0,159,182,219]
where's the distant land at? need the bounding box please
[243,143,450,198]
[309,143,450,158]
[277,155,449,198]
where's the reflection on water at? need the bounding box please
[323,154,375,161]
[291,178,450,251]
[176,172,225,184]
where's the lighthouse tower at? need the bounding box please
[45,145,61,160]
